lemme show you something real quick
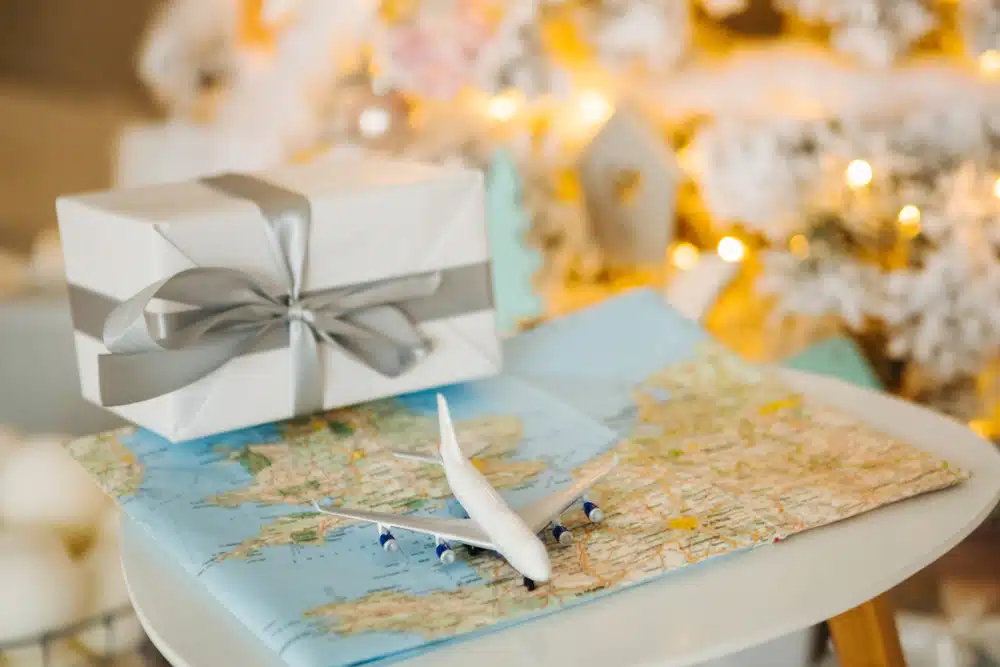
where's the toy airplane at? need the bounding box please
[313,394,617,590]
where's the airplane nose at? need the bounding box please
[504,538,552,582]
[529,559,552,583]
[525,542,552,582]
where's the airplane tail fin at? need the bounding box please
[436,394,464,464]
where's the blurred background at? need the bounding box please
[0,0,159,254]
[1,3,164,666]
[1,1,999,666]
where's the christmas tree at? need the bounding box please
[123,0,1000,426]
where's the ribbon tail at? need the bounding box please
[97,331,263,407]
[318,306,429,378]
[290,319,325,416]
[102,267,274,354]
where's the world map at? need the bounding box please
[66,290,967,667]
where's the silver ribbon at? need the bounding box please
[96,173,440,419]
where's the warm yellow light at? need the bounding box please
[980,50,1000,76]
[670,242,700,270]
[898,205,921,238]
[487,93,520,122]
[992,177,1000,199]
[789,234,810,258]
[578,91,612,126]
[717,236,745,263]
[846,160,873,188]
[898,205,920,225]
[358,106,392,138]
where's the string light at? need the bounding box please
[846,159,873,188]
[487,92,520,122]
[980,50,1000,77]
[577,91,612,126]
[898,205,921,238]
[992,177,1000,199]
[717,236,745,263]
[670,242,700,270]
[358,106,392,138]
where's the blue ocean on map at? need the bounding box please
[101,290,740,667]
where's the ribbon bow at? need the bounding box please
[96,173,439,421]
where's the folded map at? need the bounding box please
[66,289,967,667]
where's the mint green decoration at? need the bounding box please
[782,336,882,389]
[485,151,543,335]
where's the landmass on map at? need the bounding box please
[303,342,967,640]
[66,429,145,499]
[213,401,541,561]
[63,338,968,652]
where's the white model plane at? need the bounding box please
[313,394,617,590]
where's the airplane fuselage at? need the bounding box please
[441,448,553,582]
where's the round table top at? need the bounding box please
[121,369,1000,667]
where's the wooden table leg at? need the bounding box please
[828,594,907,667]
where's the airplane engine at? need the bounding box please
[435,542,456,564]
[552,524,573,545]
[377,527,398,552]
[583,501,604,523]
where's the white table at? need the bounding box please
[120,370,1000,667]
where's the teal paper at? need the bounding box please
[485,151,543,335]
[781,336,882,390]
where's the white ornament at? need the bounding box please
[0,526,87,645]
[0,438,110,544]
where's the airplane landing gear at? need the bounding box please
[523,577,536,591]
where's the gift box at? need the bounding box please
[56,156,501,442]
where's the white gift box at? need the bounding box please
[56,156,501,442]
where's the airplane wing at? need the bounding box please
[312,503,497,550]
[515,454,619,534]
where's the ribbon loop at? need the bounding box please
[96,173,437,432]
